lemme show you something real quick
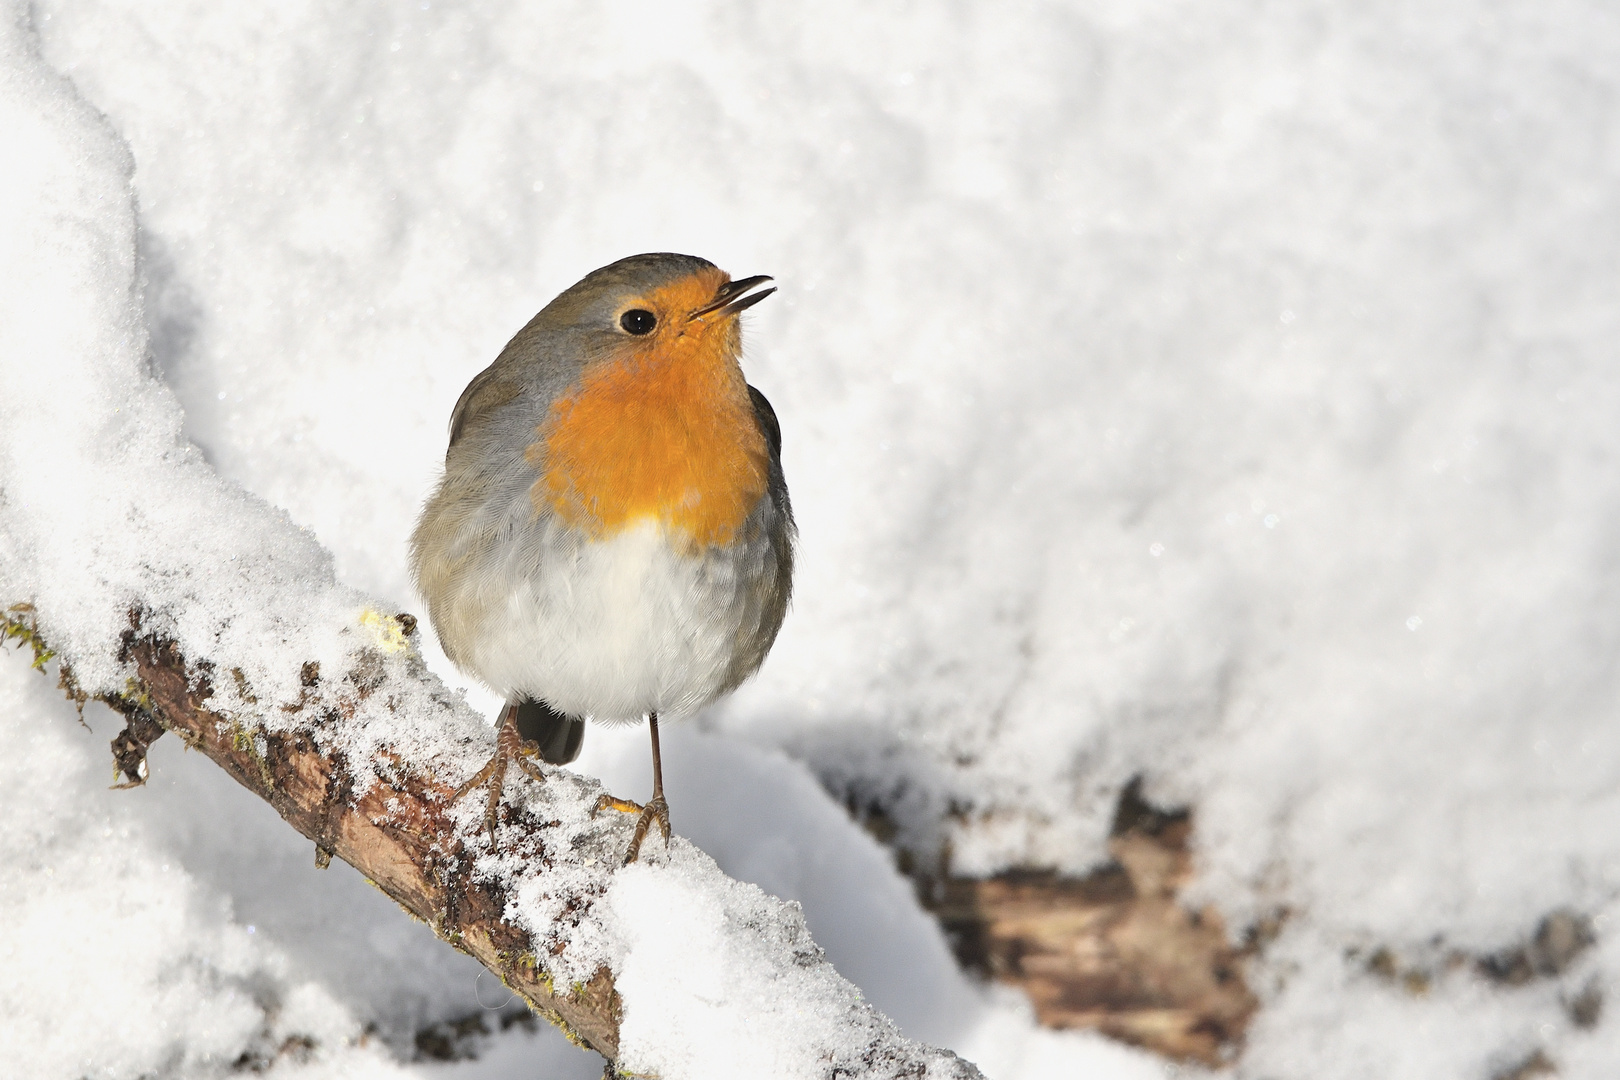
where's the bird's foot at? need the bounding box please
[451,706,547,851]
[592,792,671,864]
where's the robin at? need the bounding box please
[410,253,794,861]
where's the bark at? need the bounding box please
[106,628,622,1059]
[922,780,1262,1066]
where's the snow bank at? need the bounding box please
[0,5,1000,1077]
[0,658,413,1078]
[7,0,1620,1075]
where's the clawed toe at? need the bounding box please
[451,757,501,802]
[593,793,644,816]
[592,792,671,864]
[448,753,507,851]
[513,749,547,784]
[623,795,670,865]
[451,705,549,851]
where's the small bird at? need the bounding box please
[411,253,794,861]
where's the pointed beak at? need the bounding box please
[690,274,776,321]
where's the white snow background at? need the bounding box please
[1,0,1618,1077]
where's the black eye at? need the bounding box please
[620,309,657,335]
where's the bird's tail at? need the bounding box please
[513,697,585,765]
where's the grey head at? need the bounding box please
[446,253,728,450]
[533,252,721,333]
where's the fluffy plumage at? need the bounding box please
[411,252,794,747]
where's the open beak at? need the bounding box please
[690,274,776,321]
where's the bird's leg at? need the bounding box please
[451,701,549,851]
[591,712,672,864]
[627,712,672,863]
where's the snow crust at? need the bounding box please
[3,0,1620,1076]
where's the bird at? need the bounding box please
[410,253,794,861]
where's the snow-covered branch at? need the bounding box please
[9,596,980,1077]
[108,624,624,1056]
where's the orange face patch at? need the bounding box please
[528,272,770,549]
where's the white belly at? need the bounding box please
[448,517,770,720]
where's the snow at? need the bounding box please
[0,633,408,1077]
[2,0,1620,1076]
[0,2,1007,1075]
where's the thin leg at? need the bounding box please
[649,712,665,802]
[450,702,549,851]
[623,713,671,864]
[592,712,672,864]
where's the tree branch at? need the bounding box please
[114,626,622,1058]
[5,604,978,1078]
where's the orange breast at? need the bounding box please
[529,313,769,549]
